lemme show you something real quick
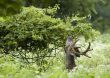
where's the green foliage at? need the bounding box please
[0,0,97,17]
[0,0,24,16]
[57,0,97,17]
[38,34,110,78]
[2,7,67,49]
[0,34,110,78]
[91,0,110,33]
[65,16,100,40]
[0,0,109,77]
[0,55,38,78]
[0,6,97,50]
[0,6,98,72]
[25,0,97,17]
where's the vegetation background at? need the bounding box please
[0,0,110,78]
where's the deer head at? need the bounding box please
[65,36,92,58]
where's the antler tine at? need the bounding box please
[84,54,91,58]
[81,42,92,58]
[83,42,91,53]
[73,39,79,46]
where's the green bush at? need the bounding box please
[0,6,98,51]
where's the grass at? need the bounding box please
[0,34,110,78]
[39,34,110,78]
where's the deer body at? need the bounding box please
[65,36,92,71]
[65,52,76,70]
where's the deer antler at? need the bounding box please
[75,42,92,58]
[65,36,92,58]
[73,39,79,46]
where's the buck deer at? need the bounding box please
[64,36,92,71]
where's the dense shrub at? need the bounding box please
[0,7,99,50]
[0,7,67,50]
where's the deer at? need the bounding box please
[64,36,92,71]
